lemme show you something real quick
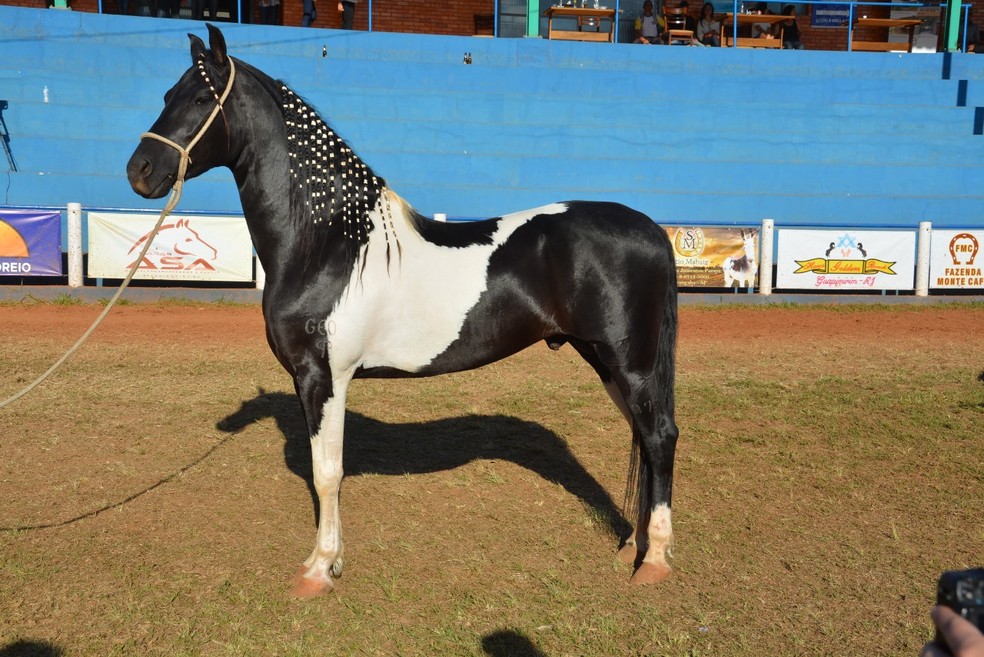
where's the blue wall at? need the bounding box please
[1,5,983,230]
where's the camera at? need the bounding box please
[936,568,984,646]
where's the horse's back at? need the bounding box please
[495,200,676,290]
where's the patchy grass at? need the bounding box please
[0,303,981,656]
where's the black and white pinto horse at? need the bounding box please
[127,25,679,597]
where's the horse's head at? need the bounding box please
[127,24,236,199]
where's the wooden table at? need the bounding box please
[720,13,790,48]
[544,6,617,42]
[850,17,922,52]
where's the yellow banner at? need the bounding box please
[794,258,897,275]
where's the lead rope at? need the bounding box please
[0,59,236,411]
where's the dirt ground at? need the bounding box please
[4,300,979,355]
[0,301,981,656]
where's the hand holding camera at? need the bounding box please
[922,569,984,657]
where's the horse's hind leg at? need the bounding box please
[599,380,648,566]
[627,404,678,585]
[568,339,651,567]
[597,380,647,565]
[593,307,678,584]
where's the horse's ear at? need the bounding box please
[206,23,228,68]
[189,33,207,63]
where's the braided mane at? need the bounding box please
[280,85,387,243]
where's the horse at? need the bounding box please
[722,229,757,289]
[126,218,218,270]
[126,25,679,598]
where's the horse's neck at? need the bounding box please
[229,68,402,285]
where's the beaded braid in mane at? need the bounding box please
[280,85,401,265]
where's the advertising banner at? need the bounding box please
[811,3,850,27]
[929,229,983,289]
[0,209,62,276]
[88,212,252,282]
[669,226,758,289]
[776,228,915,291]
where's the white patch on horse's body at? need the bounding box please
[325,195,568,374]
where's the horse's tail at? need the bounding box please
[623,264,678,529]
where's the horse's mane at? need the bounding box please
[278,84,388,243]
[234,60,456,263]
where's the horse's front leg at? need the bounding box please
[291,366,352,598]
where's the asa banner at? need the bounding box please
[776,228,915,291]
[929,229,983,290]
[0,209,62,276]
[669,226,758,289]
[88,212,252,282]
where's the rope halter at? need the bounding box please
[140,57,237,217]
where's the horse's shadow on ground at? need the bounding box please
[0,641,62,657]
[216,390,631,540]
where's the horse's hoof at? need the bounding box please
[617,542,638,565]
[629,562,672,585]
[291,566,334,598]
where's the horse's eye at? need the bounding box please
[194,95,211,106]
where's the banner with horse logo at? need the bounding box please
[87,212,252,282]
[0,209,62,277]
[776,228,916,291]
[929,229,983,289]
[669,226,759,289]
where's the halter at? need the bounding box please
[140,57,236,216]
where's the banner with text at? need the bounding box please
[0,209,62,277]
[669,226,759,289]
[88,212,252,282]
[929,229,983,289]
[776,228,915,291]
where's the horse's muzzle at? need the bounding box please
[126,149,174,199]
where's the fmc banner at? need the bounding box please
[669,226,759,288]
[0,209,62,276]
[929,229,984,290]
[88,212,252,282]
[776,228,916,291]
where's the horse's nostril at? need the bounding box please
[138,158,153,179]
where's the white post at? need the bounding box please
[758,218,774,296]
[434,213,447,222]
[67,202,83,288]
[915,221,932,297]
[255,255,266,291]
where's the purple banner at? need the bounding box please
[0,210,62,276]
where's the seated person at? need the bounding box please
[959,17,981,52]
[779,4,804,48]
[751,2,774,39]
[696,1,721,46]
[679,0,698,33]
[634,0,664,44]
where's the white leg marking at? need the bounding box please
[643,503,673,567]
[301,377,350,588]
